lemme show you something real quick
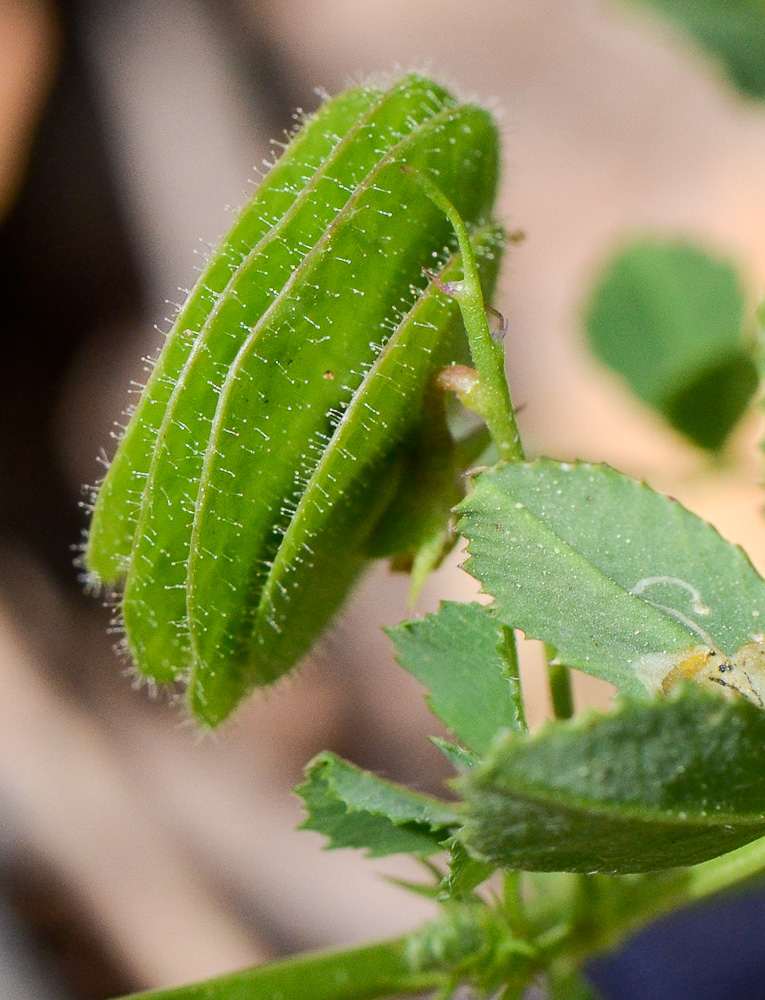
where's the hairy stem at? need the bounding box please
[404,165,523,463]
[120,936,448,1000]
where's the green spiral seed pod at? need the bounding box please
[85,73,505,726]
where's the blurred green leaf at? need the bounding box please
[459,689,765,873]
[586,238,756,451]
[548,970,607,1000]
[626,0,765,100]
[297,752,457,857]
[388,602,524,755]
[458,460,765,696]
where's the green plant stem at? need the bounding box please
[407,165,529,745]
[410,170,765,977]
[115,840,765,1000]
[503,871,524,927]
[547,664,574,720]
[688,833,765,899]
[554,839,765,972]
[404,166,522,463]
[545,644,574,720]
[119,936,449,1000]
[499,624,528,731]
[629,838,765,940]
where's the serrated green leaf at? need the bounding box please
[586,239,756,451]
[297,751,458,858]
[430,737,479,770]
[459,689,765,873]
[625,0,765,100]
[388,602,524,755]
[458,459,765,697]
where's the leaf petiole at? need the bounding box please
[402,164,523,463]
[545,644,574,721]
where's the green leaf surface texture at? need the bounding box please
[626,0,765,100]
[388,601,524,755]
[458,459,765,696]
[459,689,765,873]
[297,751,458,857]
[84,73,503,725]
[586,238,756,451]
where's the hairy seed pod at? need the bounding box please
[85,74,504,726]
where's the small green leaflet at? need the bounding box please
[430,739,479,770]
[459,689,765,873]
[585,238,757,451]
[84,74,504,725]
[624,0,765,101]
[387,601,524,756]
[297,752,457,858]
[458,459,765,697]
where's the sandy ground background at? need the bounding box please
[1,0,765,995]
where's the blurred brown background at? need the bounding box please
[1,0,765,996]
